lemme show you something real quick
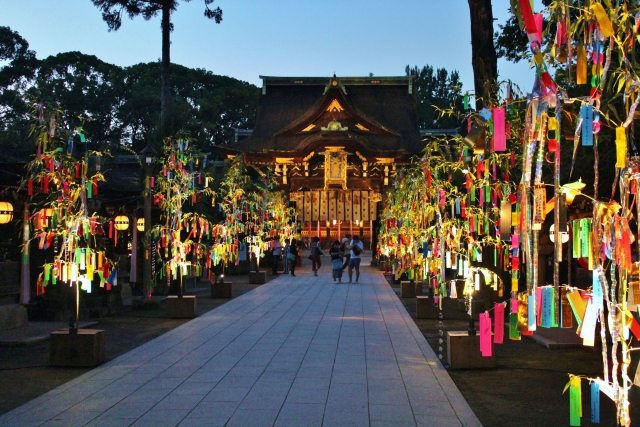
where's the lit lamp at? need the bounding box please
[549,224,569,244]
[141,144,157,165]
[137,217,145,232]
[114,215,129,231]
[0,202,13,224]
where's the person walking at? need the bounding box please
[348,235,364,283]
[282,241,290,274]
[329,240,344,282]
[310,236,323,276]
[288,239,299,277]
[341,233,352,271]
[272,238,282,275]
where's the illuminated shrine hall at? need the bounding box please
[218,75,425,249]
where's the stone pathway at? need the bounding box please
[0,261,481,427]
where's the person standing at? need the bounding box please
[283,241,290,274]
[341,233,352,271]
[329,240,344,282]
[272,238,282,275]
[348,235,364,283]
[310,236,322,276]
[288,239,299,277]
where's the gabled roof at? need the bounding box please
[219,76,423,158]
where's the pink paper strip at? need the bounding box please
[511,296,518,314]
[494,303,504,344]
[479,313,492,357]
[493,107,506,151]
[534,13,543,44]
[512,233,519,248]
[536,287,543,326]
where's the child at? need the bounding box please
[329,240,344,282]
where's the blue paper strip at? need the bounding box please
[591,382,600,423]
[541,287,553,328]
[581,104,593,146]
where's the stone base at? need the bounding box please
[447,331,496,369]
[0,304,28,332]
[211,282,233,299]
[249,271,267,284]
[50,329,105,367]
[166,295,196,318]
[400,281,416,298]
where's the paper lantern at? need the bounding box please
[114,215,129,231]
[0,202,13,224]
[137,218,145,232]
[549,224,569,244]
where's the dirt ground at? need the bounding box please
[1,268,639,427]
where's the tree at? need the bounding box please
[91,0,223,133]
[468,0,498,109]
[0,26,39,160]
[405,64,464,130]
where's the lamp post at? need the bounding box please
[141,143,157,300]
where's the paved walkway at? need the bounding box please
[0,261,481,427]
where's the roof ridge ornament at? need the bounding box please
[323,75,347,95]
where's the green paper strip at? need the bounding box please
[509,312,521,340]
[573,220,580,258]
[580,219,590,260]
[569,378,582,426]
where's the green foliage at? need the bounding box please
[405,64,464,130]
[0,28,258,161]
[91,0,222,31]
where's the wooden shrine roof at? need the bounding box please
[218,76,423,159]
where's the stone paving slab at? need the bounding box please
[0,263,482,427]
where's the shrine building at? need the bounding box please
[218,75,425,250]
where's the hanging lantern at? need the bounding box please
[0,202,13,224]
[137,217,145,232]
[114,215,129,231]
[549,224,569,244]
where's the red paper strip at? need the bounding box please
[630,316,640,340]
[518,0,538,38]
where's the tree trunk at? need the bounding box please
[161,0,171,133]
[468,0,498,110]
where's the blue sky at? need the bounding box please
[2,1,542,94]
